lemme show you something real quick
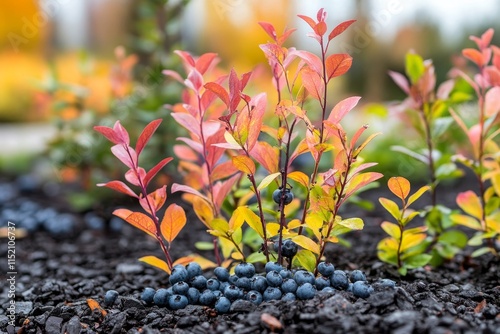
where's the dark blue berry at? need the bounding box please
[104,290,119,306]
[246,290,263,305]
[219,281,230,292]
[265,262,283,273]
[279,269,293,279]
[215,296,231,314]
[282,292,296,301]
[187,287,200,304]
[235,262,255,278]
[263,287,282,301]
[315,276,331,290]
[190,275,207,290]
[330,270,349,290]
[266,271,283,287]
[378,279,396,288]
[352,281,373,299]
[281,239,298,258]
[317,262,335,277]
[186,262,202,279]
[169,266,188,285]
[235,277,252,291]
[228,275,239,285]
[296,283,316,300]
[224,285,244,301]
[350,270,366,283]
[169,294,188,310]
[347,283,353,292]
[199,289,217,306]
[281,278,298,294]
[321,287,336,294]
[153,288,171,307]
[251,276,268,293]
[206,278,221,291]
[272,188,294,205]
[141,287,156,305]
[172,281,189,295]
[214,267,230,282]
[213,290,223,298]
[294,270,315,286]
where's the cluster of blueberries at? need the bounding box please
[104,261,396,314]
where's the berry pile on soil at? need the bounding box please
[0,177,499,333]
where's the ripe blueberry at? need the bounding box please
[169,266,188,285]
[215,296,232,314]
[187,287,200,304]
[294,270,315,286]
[199,289,217,306]
[168,294,188,310]
[140,287,156,305]
[104,290,119,306]
[272,188,294,205]
[172,281,189,295]
[235,277,252,291]
[281,278,298,294]
[190,275,207,290]
[153,288,171,307]
[214,267,230,282]
[315,276,331,290]
[235,262,255,278]
[352,281,373,299]
[296,282,316,300]
[350,270,366,283]
[265,262,284,273]
[330,270,349,290]
[317,262,335,277]
[224,285,244,301]
[246,290,263,305]
[251,276,268,293]
[263,287,282,301]
[206,278,221,291]
[185,262,202,279]
[282,292,296,301]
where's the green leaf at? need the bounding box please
[405,52,425,84]
[471,247,494,258]
[435,163,463,181]
[246,252,267,263]
[431,116,454,138]
[293,249,317,272]
[438,230,468,248]
[391,145,428,165]
[194,241,214,251]
[404,253,432,268]
[379,197,400,220]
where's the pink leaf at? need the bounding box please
[171,113,201,139]
[470,28,494,50]
[297,14,316,30]
[205,129,227,168]
[292,50,323,76]
[229,69,241,112]
[463,48,486,68]
[177,137,203,154]
[316,8,326,22]
[277,28,296,46]
[185,69,204,92]
[173,145,198,162]
[485,86,500,116]
[437,79,455,100]
[97,180,137,198]
[204,82,230,107]
[485,66,500,87]
[162,70,184,84]
[171,183,210,203]
[301,67,324,101]
[492,45,500,70]
[328,20,356,41]
[388,71,410,94]
[213,174,240,210]
[112,121,130,145]
[136,119,162,156]
[258,21,277,41]
[125,167,146,187]
[111,145,137,169]
[144,157,173,186]
[327,96,361,124]
[174,50,196,70]
[93,125,121,144]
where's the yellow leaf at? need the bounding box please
[113,209,157,238]
[231,252,244,260]
[87,298,107,316]
[287,219,303,230]
[239,206,265,237]
[219,237,235,258]
[379,198,400,220]
[337,217,364,230]
[456,191,483,220]
[450,213,483,230]
[139,255,170,274]
[232,155,256,175]
[407,185,431,207]
[388,176,411,201]
[228,207,246,231]
[266,222,281,238]
[400,233,426,251]
[172,254,217,271]
[292,235,320,254]
[381,221,401,239]
[160,204,187,243]
[284,198,301,217]
[193,197,214,228]
[257,172,281,191]
[288,171,310,188]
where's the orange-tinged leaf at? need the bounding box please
[381,221,401,240]
[325,53,352,81]
[139,185,167,214]
[301,66,324,101]
[456,191,483,220]
[113,209,157,238]
[327,96,362,125]
[400,233,427,251]
[462,48,486,67]
[204,82,230,107]
[139,255,170,274]
[344,172,384,200]
[314,21,327,36]
[288,171,310,188]
[388,177,411,201]
[136,119,162,156]
[160,204,187,243]
[232,155,256,175]
[450,214,483,230]
[210,160,239,182]
[87,298,107,316]
[97,180,137,198]
[172,254,218,271]
[328,19,356,41]
[250,141,279,173]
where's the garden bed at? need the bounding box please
[1,177,499,334]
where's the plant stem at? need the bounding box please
[247,173,270,262]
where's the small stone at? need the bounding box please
[230,300,256,313]
[443,284,460,293]
[116,263,143,275]
[16,301,33,316]
[121,297,144,309]
[65,316,82,334]
[176,316,199,328]
[45,316,63,333]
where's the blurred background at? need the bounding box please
[0,0,499,210]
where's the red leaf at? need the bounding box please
[329,20,356,41]
[316,8,326,22]
[260,43,286,65]
[240,71,253,91]
[113,121,130,145]
[246,93,267,151]
[205,82,230,108]
[171,183,208,200]
[229,69,241,112]
[195,53,218,75]
[388,70,410,94]
[160,204,187,243]
[173,145,198,162]
[136,119,162,156]
[301,67,324,101]
[297,14,316,30]
[277,28,296,46]
[325,53,352,81]
[463,48,486,68]
[205,128,227,168]
[314,21,327,36]
[174,50,196,70]
[162,69,184,84]
[140,185,167,214]
[327,96,361,124]
[250,141,279,173]
[111,145,137,169]
[93,125,121,144]
[97,180,137,198]
[186,69,204,92]
[259,21,277,41]
[470,28,494,50]
[144,157,173,186]
[125,167,146,187]
[213,174,240,210]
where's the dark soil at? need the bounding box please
[0,176,499,334]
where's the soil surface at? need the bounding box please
[0,175,499,334]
